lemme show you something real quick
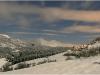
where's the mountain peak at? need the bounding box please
[0,34,10,38]
[0,34,29,49]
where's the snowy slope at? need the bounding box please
[1,53,100,74]
[1,35,100,74]
[26,51,67,63]
[88,42,100,49]
[0,34,28,49]
[0,34,10,38]
[88,37,100,49]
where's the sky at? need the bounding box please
[0,1,100,47]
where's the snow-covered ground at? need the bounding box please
[1,52,100,74]
[0,58,7,68]
[88,42,100,49]
[10,51,67,68]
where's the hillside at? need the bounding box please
[0,34,29,49]
[0,34,100,74]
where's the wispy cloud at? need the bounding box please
[42,33,59,36]
[0,2,100,27]
[7,32,67,37]
[15,27,36,30]
[81,35,100,38]
[42,30,58,33]
[7,32,38,34]
[61,25,100,33]
[42,33,67,37]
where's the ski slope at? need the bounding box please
[1,52,100,74]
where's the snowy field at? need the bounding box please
[1,52,100,74]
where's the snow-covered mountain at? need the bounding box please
[0,34,28,49]
[0,34,10,38]
[0,34,63,50]
[35,38,78,47]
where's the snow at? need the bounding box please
[1,52,100,74]
[0,58,7,68]
[88,42,100,49]
[0,34,28,48]
[10,51,67,68]
[24,51,67,64]
[0,34,10,38]
[36,38,78,47]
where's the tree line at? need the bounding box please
[1,46,70,64]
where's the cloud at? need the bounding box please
[61,25,100,33]
[6,16,32,27]
[15,27,36,30]
[0,2,100,27]
[42,30,58,33]
[7,32,38,34]
[0,2,40,26]
[17,16,31,27]
[7,32,67,37]
[44,9,100,23]
[42,33,59,36]
[81,35,100,38]
[35,38,80,47]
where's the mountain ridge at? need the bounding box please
[0,34,29,49]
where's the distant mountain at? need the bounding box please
[0,34,65,50]
[35,38,75,47]
[0,34,29,49]
[0,34,69,65]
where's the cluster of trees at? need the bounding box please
[1,58,57,72]
[5,46,69,64]
[65,56,73,60]
[0,47,12,58]
[14,62,31,70]
[1,62,13,72]
[64,47,100,59]
[14,59,57,70]
[0,46,68,64]
[93,62,100,64]
[37,59,57,65]
[0,45,70,72]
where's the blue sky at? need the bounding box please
[0,1,100,47]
